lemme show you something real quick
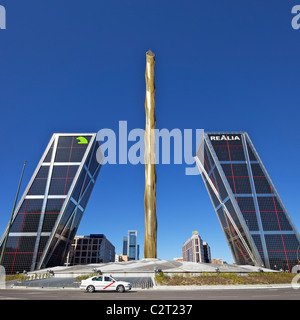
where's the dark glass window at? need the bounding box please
[253,176,272,194]
[79,181,94,209]
[70,148,87,162]
[55,136,91,163]
[55,147,73,162]
[236,197,256,213]
[44,142,54,162]
[57,136,74,148]
[48,165,79,195]
[10,199,43,233]
[51,166,78,179]
[58,202,76,234]
[29,167,49,195]
[42,213,59,232]
[81,175,91,196]
[261,212,292,231]
[87,143,100,176]
[206,181,220,208]
[252,235,263,252]
[227,176,252,194]
[4,236,36,261]
[252,235,266,266]
[71,168,86,202]
[265,234,285,252]
[221,164,251,194]
[19,199,44,214]
[251,163,272,194]
[29,179,47,196]
[48,179,72,195]
[37,236,49,254]
[246,143,257,161]
[71,210,83,236]
[210,135,245,161]
[1,236,36,273]
[19,214,41,232]
[211,167,228,201]
[225,199,240,228]
[251,163,265,177]
[257,197,292,231]
[242,212,259,231]
[257,197,282,212]
[42,199,63,232]
[45,199,64,214]
[217,207,227,227]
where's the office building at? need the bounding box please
[122,236,128,255]
[203,242,211,263]
[182,232,205,263]
[211,258,226,265]
[0,133,103,274]
[115,254,128,262]
[65,234,115,265]
[195,132,300,271]
[123,230,139,261]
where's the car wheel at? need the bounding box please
[86,285,95,293]
[116,285,125,293]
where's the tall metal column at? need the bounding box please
[144,50,157,258]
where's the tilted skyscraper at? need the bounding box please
[195,132,300,271]
[0,133,103,274]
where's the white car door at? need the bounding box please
[103,276,116,291]
[91,276,104,290]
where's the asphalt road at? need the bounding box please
[0,287,299,300]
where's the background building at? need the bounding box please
[211,258,227,265]
[0,133,103,274]
[182,231,205,263]
[123,230,139,261]
[65,234,115,265]
[173,257,183,261]
[195,132,300,271]
[122,236,128,256]
[203,242,211,263]
[115,254,128,262]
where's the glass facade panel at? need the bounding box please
[55,136,91,163]
[208,134,245,162]
[48,165,79,195]
[44,142,54,162]
[28,167,49,195]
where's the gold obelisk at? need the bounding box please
[144,50,157,258]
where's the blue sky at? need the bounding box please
[0,1,300,263]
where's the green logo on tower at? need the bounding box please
[76,136,88,144]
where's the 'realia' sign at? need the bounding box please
[209,135,241,141]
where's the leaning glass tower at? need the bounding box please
[195,132,300,271]
[0,133,103,274]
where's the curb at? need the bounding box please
[152,284,296,290]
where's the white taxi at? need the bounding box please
[80,275,131,293]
